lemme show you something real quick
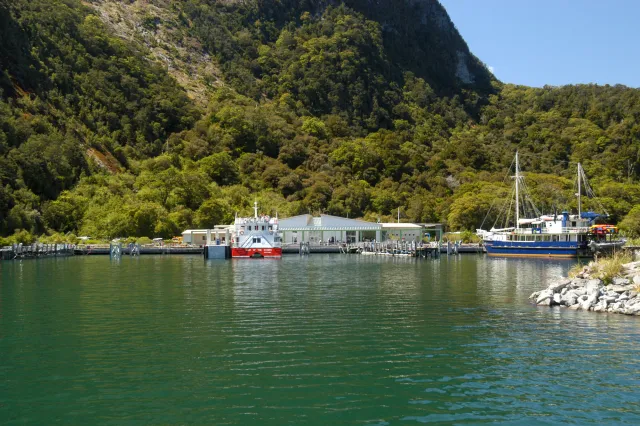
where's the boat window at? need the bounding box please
[257,237,261,243]
[253,238,257,243]
[262,226,265,231]
[255,225,258,230]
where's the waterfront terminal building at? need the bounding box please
[277,214,431,244]
[182,215,442,246]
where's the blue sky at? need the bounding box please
[440,0,640,88]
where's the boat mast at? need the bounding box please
[577,163,582,218]
[514,151,520,230]
[254,200,258,219]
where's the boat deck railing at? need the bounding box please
[514,227,590,235]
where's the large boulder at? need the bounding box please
[548,279,572,293]
[580,293,599,310]
[571,278,586,289]
[593,301,607,312]
[633,275,640,285]
[536,290,553,305]
[608,285,628,294]
[553,293,562,305]
[574,288,587,297]
[624,304,640,315]
[612,277,630,286]
[585,279,602,294]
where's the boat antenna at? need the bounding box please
[577,163,582,218]
[513,151,520,230]
[254,200,258,219]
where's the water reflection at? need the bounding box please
[1,255,639,425]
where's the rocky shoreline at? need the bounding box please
[529,260,640,315]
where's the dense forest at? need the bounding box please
[1,0,639,243]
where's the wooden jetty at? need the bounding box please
[282,243,341,254]
[1,243,75,260]
[345,241,440,258]
[438,242,484,254]
[73,244,203,256]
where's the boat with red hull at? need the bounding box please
[232,201,282,258]
[231,247,282,258]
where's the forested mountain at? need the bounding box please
[1,0,639,242]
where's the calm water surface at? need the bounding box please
[1,255,639,424]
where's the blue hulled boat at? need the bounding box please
[477,153,623,258]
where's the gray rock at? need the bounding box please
[569,303,581,310]
[537,297,551,306]
[571,278,586,288]
[629,291,638,299]
[536,290,553,305]
[633,275,640,285]
[548,279,572,293]
[603,296,618,304]
[613,277,630,286]
[529,291,541,300]
[580,295,597,310]
[618,294,630,302]
[561,287,569,296]
[609,285,628,293]
[586,279,602,294]
[612,301,626,311]
[574,288,587,296]
[553,293,562,305]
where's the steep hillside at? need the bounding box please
[0,0,639,242]
[85,0,222,106]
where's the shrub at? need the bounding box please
[593,252,633,284]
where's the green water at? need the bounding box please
[1,255,639,425]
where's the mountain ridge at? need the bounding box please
[1,0,639,241]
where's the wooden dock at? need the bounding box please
[1,243,75,260]
[73,244,203,256]
[0,243,203,260]
[346,241,440,258]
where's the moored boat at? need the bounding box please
[231,202,282,258]
[478,153,623,258]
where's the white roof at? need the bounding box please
[181,229,214,234]
[278,214,380,231]
[380,223,423,229]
